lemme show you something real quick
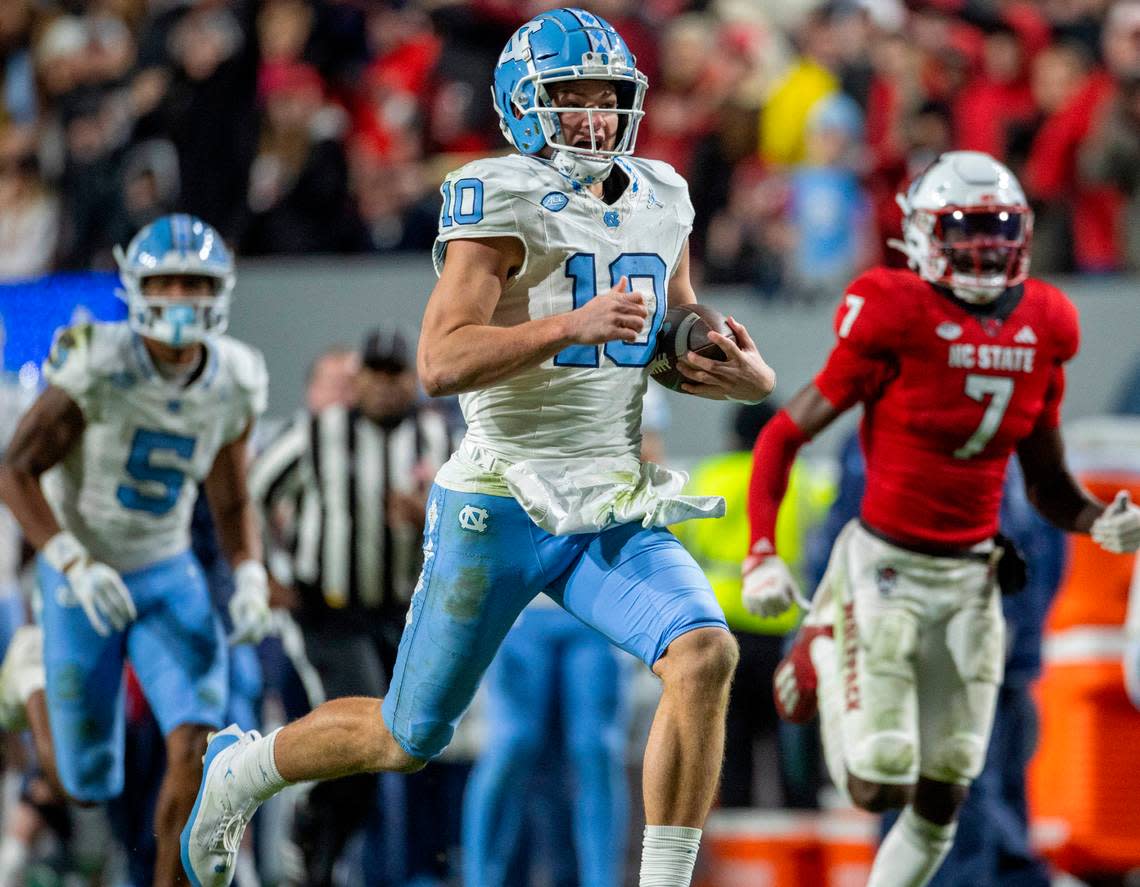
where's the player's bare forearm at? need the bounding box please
[420,236,647,397]
[666,239,697,307]
[783,383,842,438]
[418,315,579,397]
[205,423,262,567]
[0,386,84,549]
[1017,426,1105,532]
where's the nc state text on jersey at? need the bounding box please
[946,344,1035,373]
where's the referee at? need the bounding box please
[249,328,455,885]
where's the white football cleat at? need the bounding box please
[0,625,44,731]
[181,725,262,887]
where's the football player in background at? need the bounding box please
[743,151,1140,887]
[0,214,272,887]
[181,9,774,887]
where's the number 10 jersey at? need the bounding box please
[431,154,694,494]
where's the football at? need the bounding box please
[648,304,736,392]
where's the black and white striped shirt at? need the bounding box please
[249,405,455,613]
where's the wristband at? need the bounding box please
[234,560,268,596]
[42,531,88,575]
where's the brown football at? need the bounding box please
[649,304,735,393]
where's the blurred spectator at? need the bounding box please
[1079,73,1140,270]
[688,99,761,261]
[1025,0,1140,273]
[785,93,875,300]
[351,153,439,252]
[133,0,259,241]
[761,6,841,166]
[0,126,59,280]
[637,15,725,175]
[954,23,1036,162]
[702,162,790,296]
[242,61,367,254]
[421,3,511,157]
[0,0,36,127]
[258,0,312,70]
[1007,40,1092,177]
[3,0,1139,291]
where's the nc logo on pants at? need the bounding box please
[458,505,489,533]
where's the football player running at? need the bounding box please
[743,151,1140,887]
[180,9,774,887]
[0,214,271,887]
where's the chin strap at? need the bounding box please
[550,149,614,186]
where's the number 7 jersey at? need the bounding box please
[431,154,693,492]
[814,267,1080,549]
[40,322,267,572]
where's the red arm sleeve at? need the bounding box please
[748,410,809,554]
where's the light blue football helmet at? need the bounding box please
[113,214,235,347]
[492,8,647,185]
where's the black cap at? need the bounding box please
[361,328,411,373]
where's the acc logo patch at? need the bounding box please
[936,322,962,341]
[541,192,569,212]
[458,504,489,533]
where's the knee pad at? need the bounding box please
[925,731,986,783]
[865,610,918,679]
[849,729,916,781]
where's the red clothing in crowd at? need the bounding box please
[954,75,1037,160]
[1024,69,1123,271]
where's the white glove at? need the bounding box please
[229,560,272,646]
[742,552,809,619]
[43,531,136,637]
[1091,491,1140,554]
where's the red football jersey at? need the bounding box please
[814,267,1080,549]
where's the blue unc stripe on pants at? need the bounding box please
[38,550,227,802]
[382,485,727,761]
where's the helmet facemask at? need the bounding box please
[113,213,235,347]
[889,151,1033,305]
[512,69,646,185]
[912,206,1032,304]
[127,276,231,347]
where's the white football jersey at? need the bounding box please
[41,322,267,572]
[431,154,694,496]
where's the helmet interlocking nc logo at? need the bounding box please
[492,8,648,186]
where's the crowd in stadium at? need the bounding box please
[3,2,1140,887]
[3,0,1140,292]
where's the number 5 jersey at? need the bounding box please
[41,322,267,572]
